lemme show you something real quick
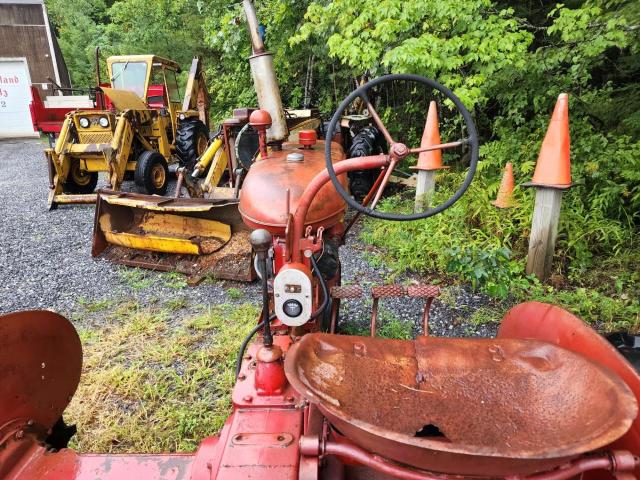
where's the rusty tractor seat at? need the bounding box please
[284,333,638,476]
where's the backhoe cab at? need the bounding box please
[45,54,210,209]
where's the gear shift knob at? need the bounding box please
[250,229,272,255]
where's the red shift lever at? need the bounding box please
[249,109,272,160]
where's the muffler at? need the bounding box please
[243,0,289,143]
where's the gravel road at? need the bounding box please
[0,139,496,336]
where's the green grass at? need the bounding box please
[66,301,260,453]
[226,287,243,300]
[361,188,640,333]
[118,268,153,290]
[467,306,503,326]
[165,297,188,311]
[78,297,112,313]
[340,304,413,339]
[524,286,640,333]
[162,272,188,289]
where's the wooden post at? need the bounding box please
[414,170,436,212]
[526,187,563,281]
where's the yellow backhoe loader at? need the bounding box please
[46,55,211,209]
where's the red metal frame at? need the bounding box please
[28,86,102,136]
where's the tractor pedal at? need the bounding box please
[371,284,406,298]
[330,285,364,299]
[407,284,441,298]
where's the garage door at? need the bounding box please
[0,59,38,138]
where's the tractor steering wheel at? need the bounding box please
[325,74,479,221]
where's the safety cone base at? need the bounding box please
[491,198,517,209]
[521,181,573,190]
[409,165,449,172]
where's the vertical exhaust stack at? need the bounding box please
[242,0,289,144]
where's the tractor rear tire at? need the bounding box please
[348,126,386,201]
[134,150,169,195]
[176,119,209,170]
[62,161,98,194]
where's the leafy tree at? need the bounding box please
[45,0,109,87]
[294,0,534,109]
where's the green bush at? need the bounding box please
[445,246,514,299]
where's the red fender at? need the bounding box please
[498,302,640,478]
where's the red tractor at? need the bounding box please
[2,70,640,480]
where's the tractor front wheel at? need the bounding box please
[176,119,209,170]
[134,151,169,195]
[63,161,98,194]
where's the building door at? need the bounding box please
[0,58,38,138]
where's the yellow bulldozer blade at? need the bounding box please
[92,190,254,282]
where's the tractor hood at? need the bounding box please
[238,141,348,234]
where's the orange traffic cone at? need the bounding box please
[492,162,515,208]
[525,93,571,189]
[410,101,448,171]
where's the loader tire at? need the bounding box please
[347,126,386,201]
[134,150,169,195]
[63,161,98,194]
[176,119,209,170]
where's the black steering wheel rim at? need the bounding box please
[325,74,479,221]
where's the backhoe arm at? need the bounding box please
[181,58,210,128]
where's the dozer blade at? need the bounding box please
[92,190,255,282]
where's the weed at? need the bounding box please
[339,305,413,339]
[446,246,513,298]
[522,286,640,333]
[438,288,458,308]
[76,328,99,344]
[78,297,112,313]
[226,287,243,300]
[467,307,503,326]
[361,177,639,331]
[377,316,413,339]
[118,268,153,290]
[162,272,188,289]
[339,321,368,336]
[165,297,188,311]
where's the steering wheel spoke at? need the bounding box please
[409,138,469,155]
[369,158,398,209]
[326,74,478,222]
[359,91,395,146]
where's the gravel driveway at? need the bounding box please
[0,139,496,336]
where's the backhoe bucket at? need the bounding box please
[92,190,254,281]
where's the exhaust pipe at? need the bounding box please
[242,0,288,143]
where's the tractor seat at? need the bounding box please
[285,333,638,475]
